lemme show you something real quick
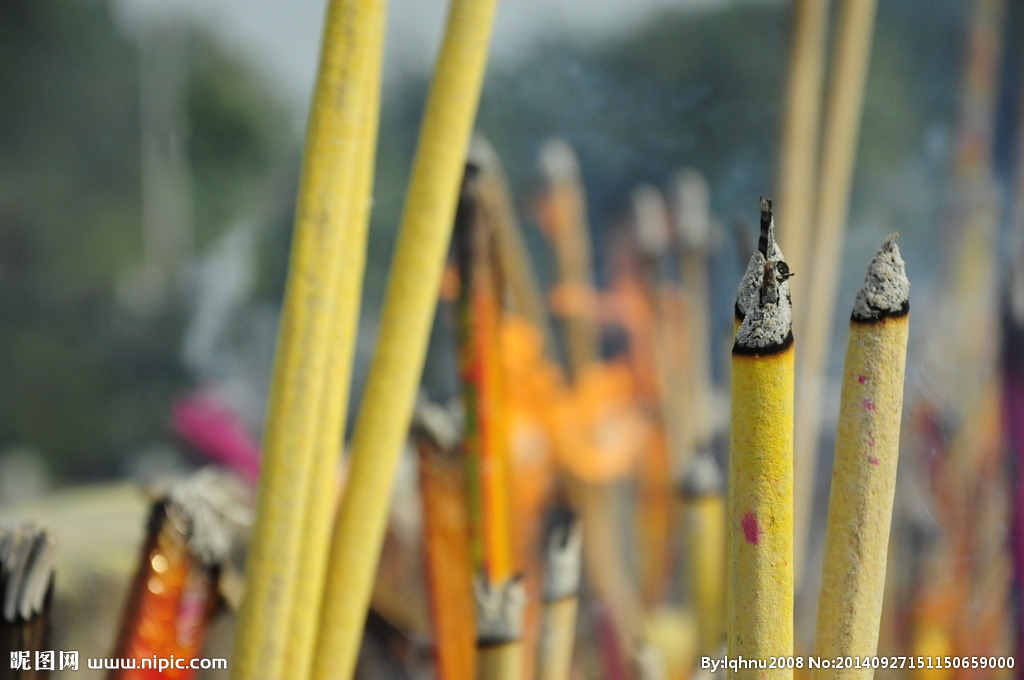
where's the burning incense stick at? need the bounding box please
[535,510,582,680]
[812,235,909,678]
[0,525,55,680]
[413,399,476,680]
[113,473,244,680]
[793,0,879,580]
[475,576,526,680]
[311,0,500,676]
[680,452,725,658]
[729,244,794,677]
[230,0,386,676]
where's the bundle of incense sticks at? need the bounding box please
[0,525,56,680]
[111,472,245,680]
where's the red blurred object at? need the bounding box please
[172,391,260,484]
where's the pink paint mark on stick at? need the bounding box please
[862,399,876,411]
[867,456,880,466]
[858,375,868,384]
[868,438,875,447]
[742,512,760,545]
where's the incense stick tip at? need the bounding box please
[680,451,724,498]
[474,575,526,644]
[542,509,582,601]
[852,233,909,322]
[734,259,794,353]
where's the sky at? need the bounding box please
[113,0,727,120]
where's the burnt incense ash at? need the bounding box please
[851,233,909,322]
[735,198,790,321]
[0,525,55,677]
[736,259,794,352]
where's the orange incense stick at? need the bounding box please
[413,400,476,680]
[111,474,242,680]
[455,163,515,583]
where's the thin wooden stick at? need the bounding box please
[229,0,384,676]
[776,0,829,289]
[535,510,582,680]
[729,233,794,676]
[475,577,526,680]
[793,0,879,581]
[811,236,909,677]
[681,452,726,659]
[284,8,386,677]
[310,0,500,674]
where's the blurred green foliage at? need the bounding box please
[0,0,292,479]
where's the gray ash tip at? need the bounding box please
[852,234,910,322]
[680,452,724,499]
[166,469,251,568]
[0,524,55,622]
[736,198,786,319]
[735,259,794,353]
[475,575,526,644]
[542,509,582,601]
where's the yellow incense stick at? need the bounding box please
[729,252,794,677]
[230,1,385,678]
[793,0,879,579]
[284,9,386,679]
[310,0,500,676]
[681,452,726,658]
[812,235,909,678]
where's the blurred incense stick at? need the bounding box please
[286,6,386,677]
[455,163,515,583]
[475,577,525,680]
[469,138,556,356]
[229,0,386,676]
[776,0,829,287]
[535,510,582,680]
[112,472,245,680]
[0,526,55,680]
[793,0,879,582]
[413,400,476,680]
[680,452,725,659]
[537,140,600,376]
[311,0,501,675]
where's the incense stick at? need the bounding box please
[310,0,500,675]
[230,0,385,675]
[729,244,794,677]
[413,399,476,680]
[812,235,909,678]
[113,472,244,680]
[680,451,725,658]
[475,576,526,680]
[0,525,55,680]
[793,0,880,581]
[535,510,582,680]
[285,7,386,677]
